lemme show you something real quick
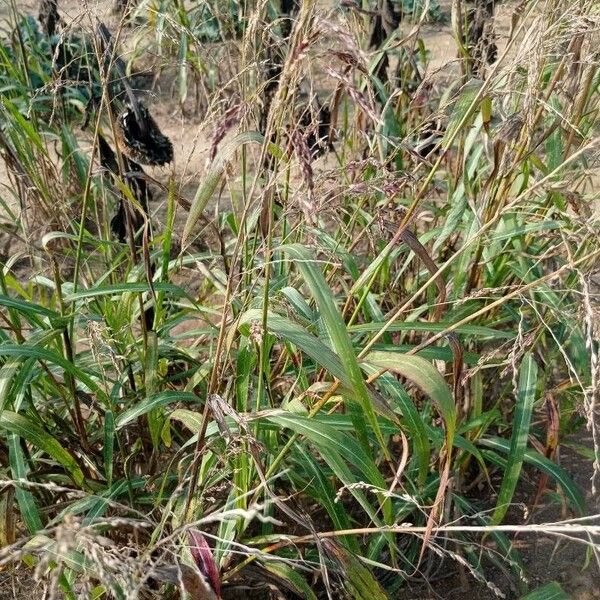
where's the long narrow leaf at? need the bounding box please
[364,351,456,442]
[479,437,584,514]
[279,245,387,457]
[1,412,86,487]
[491,353,537,524]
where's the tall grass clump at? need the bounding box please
[0,0,599,598]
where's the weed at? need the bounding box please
[0,0,599,598]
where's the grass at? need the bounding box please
[0,0,599,598]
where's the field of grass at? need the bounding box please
[0,0,599,598]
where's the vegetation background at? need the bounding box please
[0,0,599,598]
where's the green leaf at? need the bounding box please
[348,321,514,339]
[279,245,387,457]
[145,332,161,449]
[479,437,584,514]
[327,541,390,600]
[443,79,484,145]
[103,410,115,486]
[238,308,348,384]
[167,408,204,433]
[362,366,430,484]
[1,412,85,487]
[115,391,200,429]
[0,294,57,319]
[8,433,43,533]
[239,309,398,422]
[278,286,316,322]
[261,561,319,600]
[0,343,107,402]
[65,282,189,302]
[520,582,569,600]
[0,356,34,411]
[364,351,456,443]
[291,445,358,552]
[83,479,132,525]
[263,411,385,524]
[491,353,537,524]
[264,412,385,490]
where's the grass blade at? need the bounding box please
[280,244,387,457]
[2,412,86,487]
[491,353,537,524]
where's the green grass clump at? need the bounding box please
[0,0,599,598]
